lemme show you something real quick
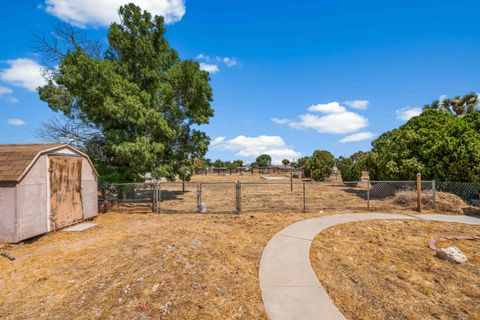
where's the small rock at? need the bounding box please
[191,239,202,245]
[165,244,176,252]
[161,302,172,315]
[151,283,160,292]
[436,246,467,264]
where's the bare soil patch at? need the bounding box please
[1,211,338,320]
[310,219,480,320]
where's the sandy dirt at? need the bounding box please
[310,219,480,320]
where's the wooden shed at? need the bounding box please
[0,144,98,242]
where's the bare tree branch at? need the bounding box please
[32,22,103,68]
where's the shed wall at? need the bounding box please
[15,155,48,241]
[0,182,16,242]
[81,158,98,219]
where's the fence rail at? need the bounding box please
[100,178,480,215]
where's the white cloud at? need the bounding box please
[290,112,368,134]
[307,102,346,114]
[271,117,290,125]
[222,57,237,67]
[210,136,225,146]
[8,119,26,126]
[196,54,209,60]
[344,100,369,110]
[271,102,368,134]
[274,101,369,134]
[213,135,301,164]
[0,87,13,95]
[339,131,375,143]
[44,0,186,27]
[196,54,238,72]
[199,63,219,74]
[0,58,46,92]
[396,107,422,121]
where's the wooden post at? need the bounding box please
[417,173,422,212]
[182,179,185,193]
[367,180,370,211]
[236,181,241,214]
[302,183,306,212]
[290,172,293,192]
[197,183,202,212]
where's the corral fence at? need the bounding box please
[194,167,304,177]
[100,177,480,214]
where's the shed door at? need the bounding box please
[49,156,83,229]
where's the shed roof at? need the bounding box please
[0,144,98,182]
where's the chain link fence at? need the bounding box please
[100,178,480,214]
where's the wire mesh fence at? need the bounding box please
[101,178,480,214]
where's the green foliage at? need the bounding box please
[281,159,290,165]
[424,92,479,116]
[336,151,368,181]
[39,4,213,182]
[211,159,244,169]
[256,154,272,168]
[304,150,335,181]
[367,110,480,182]
[295,156,309,168]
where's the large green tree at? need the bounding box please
[304,150,335,181]
[39,4,214,182]
[256,154,272,168]
[337,151,368,181]
[367,109,480,182]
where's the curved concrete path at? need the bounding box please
[259,213,480,320]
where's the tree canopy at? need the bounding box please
[367,109,480,182]
[256,154,272,168]
[336,151,368,181]
[304,150,335,181]
[281,159,290,166]
[39,4,214,182]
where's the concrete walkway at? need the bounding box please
[259,213,480,320]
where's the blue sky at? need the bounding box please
[1,1,479,164]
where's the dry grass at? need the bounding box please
[310,219,480,320]
[0,210,342,320]
[392,190,470,214]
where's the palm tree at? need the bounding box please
[424,92,479,116]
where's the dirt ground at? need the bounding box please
[1,210,343,320]
[310,219,480,320]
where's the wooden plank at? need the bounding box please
[49,156,83,229]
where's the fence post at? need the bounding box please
[152,183,157,213]
[432,179,436,209]
[157,182,161,213]
[303,182,306,213]
[236,181,241,214]
[367,180,370,211]
[197,183,202,212]
[290,173,293,192]
[182,179,185,193]
[417,173,422,212]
